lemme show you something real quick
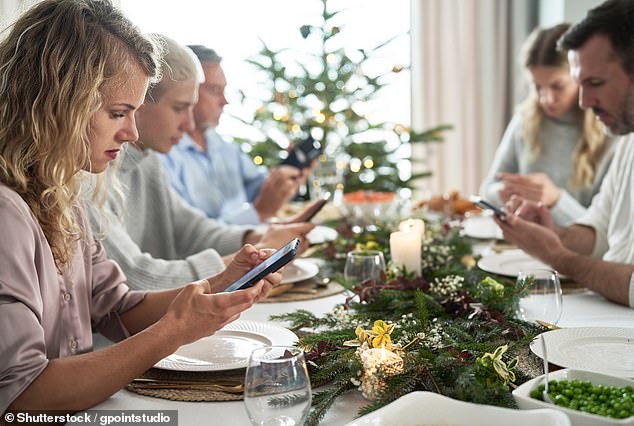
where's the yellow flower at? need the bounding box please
[372,320,395,335]
[355,325,370,343]
[371,333,392,350]
[461,255,476,269]
[370,320,395,350]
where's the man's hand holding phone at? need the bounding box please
[254,166,303,222]
[280,135,323,170]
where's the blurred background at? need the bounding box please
[0,0,603,197]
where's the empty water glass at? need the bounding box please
[310,158,344,201]
[516,268,563,325]
[244,346,311,426]
[344,250,386,285]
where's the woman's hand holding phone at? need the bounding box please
[469,195,507,220]
[159,244,283,346]
[215,244,282,295]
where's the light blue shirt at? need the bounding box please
[159,129,268,225]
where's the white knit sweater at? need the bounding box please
[86,145,250,290]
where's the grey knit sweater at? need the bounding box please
[87,145,250,290]
[480,112,616,226]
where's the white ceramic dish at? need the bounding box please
[462,213,504,240]
[281,258,319,284]
[530,328,634,377]
[478,249,557,277]
[345,391,570,426]
[307,225,338,244]
[513,368,634,426]
[154,320,297,371]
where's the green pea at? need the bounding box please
[530,379,634,419]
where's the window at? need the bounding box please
[120,0,410,144]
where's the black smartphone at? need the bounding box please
[302,192,331,222]
[469,195,507,220]
[280,135,322,169]
[224,238,301,292]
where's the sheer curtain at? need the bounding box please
[410,0,536,196]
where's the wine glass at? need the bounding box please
[516,268,563,325]
[244,346,311,426]
[344,250,386,285]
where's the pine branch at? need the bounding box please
[305,380,355,426]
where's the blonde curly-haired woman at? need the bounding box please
[0,0,277,413]
[480,23,616,226]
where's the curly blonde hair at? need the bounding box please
[517,23,607,188]
[0,0,161,271]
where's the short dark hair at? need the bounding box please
[559,0,634,76]
[187,45,222,65]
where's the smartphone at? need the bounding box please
[280,135,322,169]
[224,238,300,292]
[302,192,331,222]
[469,195,507,220]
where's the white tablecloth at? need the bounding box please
[84,286,634,426]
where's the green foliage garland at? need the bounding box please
[271,217,543,425]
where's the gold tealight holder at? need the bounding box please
[360,347,404,401]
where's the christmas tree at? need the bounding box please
[234,0,451,194]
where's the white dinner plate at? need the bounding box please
[345,391,570,426]
[462,213,504,240]
[477,249,556,277]
[154,320,298,372]
[307,225,338,244]
[281,258,319,284]
[530,328,634,377]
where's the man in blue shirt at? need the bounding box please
[160,46,305,225]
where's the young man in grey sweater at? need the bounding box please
[87,35,313,291]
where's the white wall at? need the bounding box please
[539,0,604,26]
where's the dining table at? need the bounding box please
[82,274,634,426]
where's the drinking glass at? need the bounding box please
[516,268,563,325]
[244,346,311,426]
[344,250,386,285]
[310,158,344,201]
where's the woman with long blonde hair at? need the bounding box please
[0,0,277,413]
[480,22,616,226]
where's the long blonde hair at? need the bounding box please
[0,0,161,270]
[517,23,607,188]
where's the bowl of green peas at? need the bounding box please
[513,369,634,426]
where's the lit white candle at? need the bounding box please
[390,231,422,276]
[398,218,425,242]
[361,347,403,369]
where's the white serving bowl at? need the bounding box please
[345,391,570,426]
[513,369,634,426]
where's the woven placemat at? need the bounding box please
[260,279,345,303]
[562,281,588,295]
[126,368,244,402]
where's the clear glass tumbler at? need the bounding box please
[244,346,311,426]
[516,268,563,325]
[344,250,386,285]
